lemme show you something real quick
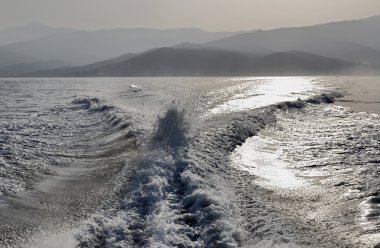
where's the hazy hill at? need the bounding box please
[0,60,68,77]
[205,15,380,65]
[3,16,380,76]
[0,49,37,68]
[0,28,242,66]
[250,51,360,75]
[23,48,374,77]
[18,52,139,77]
[0,23,76,69]
[0,23,75,46]
[83,47,258,76]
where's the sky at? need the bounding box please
[1,0,380,31]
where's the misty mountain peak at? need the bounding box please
[22,22,52,31]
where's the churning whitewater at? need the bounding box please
[0,77,379,248]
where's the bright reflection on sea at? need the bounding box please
[210,77,317,114]
[231,135,307,189]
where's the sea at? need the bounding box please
[0,77,379,248]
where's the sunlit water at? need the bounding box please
[0,76,379,247]
[212,77,380,246]
[209,77,323,115]
[231,135,308,189]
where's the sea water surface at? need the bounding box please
[0,77,379,248]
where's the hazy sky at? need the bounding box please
[1,0,380,31]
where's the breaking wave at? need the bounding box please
[72,92,346,247]
[0,96,136,197]
[75,104,244,247]
[16,91,363,248]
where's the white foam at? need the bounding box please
[28,230,79,248]
[231,135,307,189]
[210,77,318,115]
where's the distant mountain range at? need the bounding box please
[0,23,75,46]
[1,15,380,77]
[0,49,36,68]
[0,26,242,66]
[21,48,376,77]
[0,60,68,76]
[204,15,380,65]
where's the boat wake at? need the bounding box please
[1,87,378,248]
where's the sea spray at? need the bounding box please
[75,104,244,247]
[32,93,347,247]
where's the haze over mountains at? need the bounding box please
[204,15,380,66]
[0,23,75,46]
[1,15,380,77]
[24,48,374,77]
[0,26,241,66]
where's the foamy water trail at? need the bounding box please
[1,77,379,248]
[69,105,245,247]
[208,77,319,115]
[230,101,380,247]
[70,84,380,247]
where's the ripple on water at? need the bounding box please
[209,77,322,115]
[232,103,380,244]
[231,135,308,190]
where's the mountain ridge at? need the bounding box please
[2,15,380,76]
[0,23,76,46]
[19,47,377,77]
[0,28,243,66]
[204,15,380,65]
